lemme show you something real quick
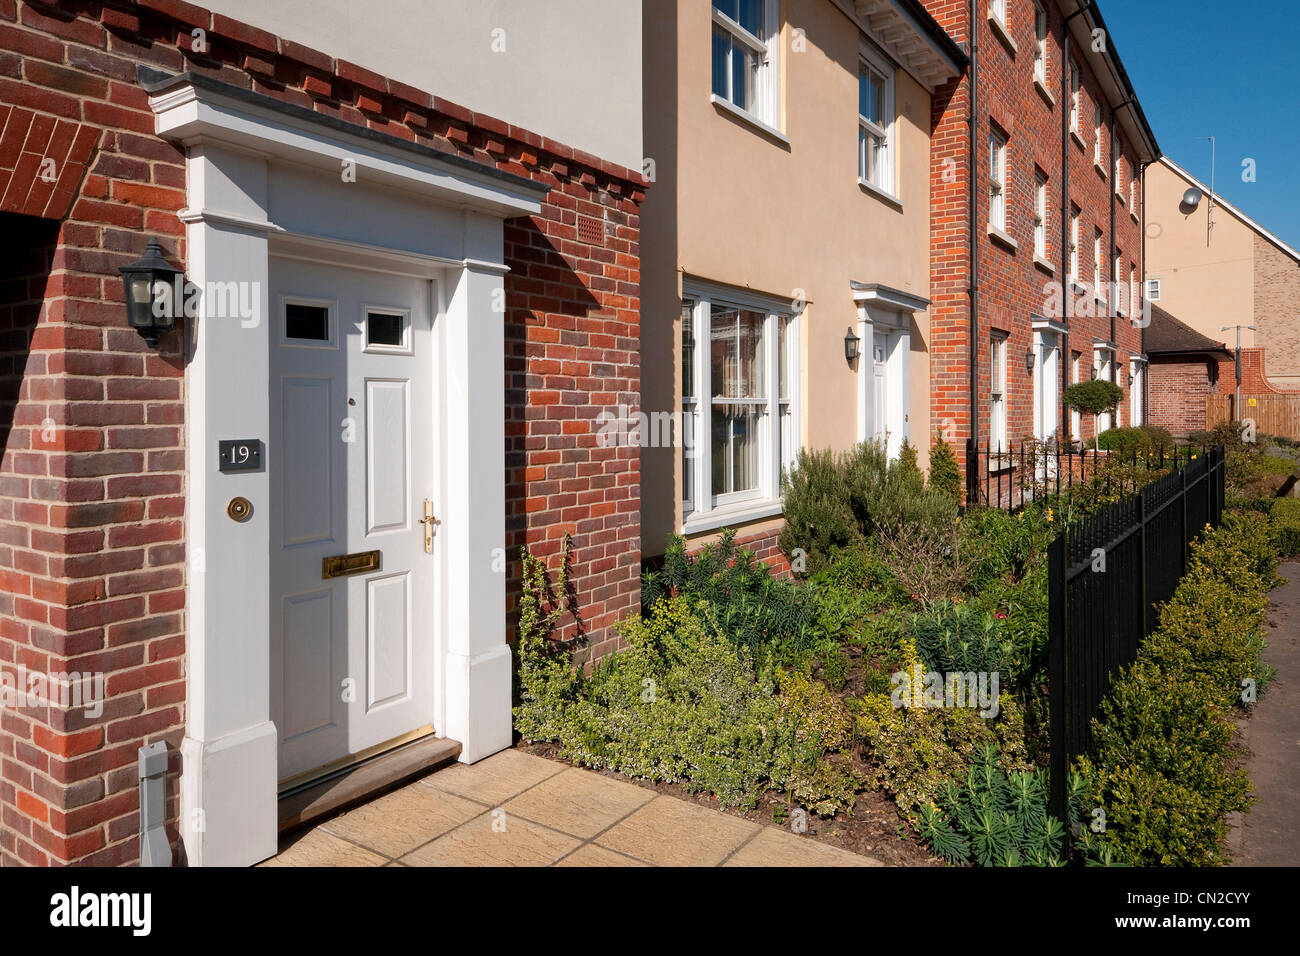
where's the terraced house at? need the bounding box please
[640,0,965,565]
[922,0,1159,486]
[0,0,644,867]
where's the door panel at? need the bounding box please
[270,256,436,784]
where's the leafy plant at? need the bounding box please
[1063,379,1123,416]
[928,433,964,503]
[916,743,1067,866]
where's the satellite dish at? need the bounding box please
[1179,187,1204,215]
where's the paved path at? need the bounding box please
[1228,560,1300,866]
[265,749,882,867]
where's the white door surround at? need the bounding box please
[852,282,929,460]
[1031,317,1065,444]
[146,71,547,867]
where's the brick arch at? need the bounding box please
[0,107,100,220]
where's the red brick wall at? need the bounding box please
[0,0,644,866]
[1214,348,1300,396]
[925,0,1146,487]
[1149,358,1217,436]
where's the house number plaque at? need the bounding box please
[218,439,262,473]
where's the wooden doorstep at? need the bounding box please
[277,735,462,834]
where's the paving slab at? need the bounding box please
[554,843,649,867]
[421,748,564,806]
[318,780,484,858]
[595,794,759,866]
[723,824,882,866]
[503,766,655,839]
[262,827,387,867]
[400,809,581,867]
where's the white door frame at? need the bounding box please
[148,75,546,867]
[852,283,928,459]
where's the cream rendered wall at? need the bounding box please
[203,0,643,169]
[1146,160,1256,348]
[641,0,934,555]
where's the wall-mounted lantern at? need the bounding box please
[844,326,861,363]
[1025,346,1035,375]
[119,238,184,348]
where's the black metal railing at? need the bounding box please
[1046,445,1225,821]
[965,438,1205,511]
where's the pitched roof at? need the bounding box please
[1145,304,1232,356]
[1159,157,1300,264]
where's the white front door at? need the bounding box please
[872,331,888,444]
[269,256,437,784]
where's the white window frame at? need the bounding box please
[1092,227,1103,294]
[1145,277,1162,301]
[1130,357,1146,426]
[681,280,800,533]
[1114,132,1125,197]
[1129,264,1138,320]
[1068,206,1080,285]
[1033,3,1048,84]
[1114,253,1125,315]
[1033,170,1048,260]
[990,332,1008,454]
[1069,62,1081,134]
[1130,176,1139,215]
[989,128,1008,233]
[858,49,896,195]
[1070,351,1082,441]
[710,0,781,128]
[1093,103,1103,167]
[990,0,1008,28]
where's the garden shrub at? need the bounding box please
[916,744,1067,866]
[517,596,782,808]
[1075,663,1251,866]
[1076,516,1279,865]
[1095,424,1175,457]
[1063,379,1123,416]
[910,598,1017,677]
[774,669,861,816]
[1271,497,1300,556]
[928,433,964,503]
[852,637,1029,821]
[781,440,958,574]
[778,447,861,575]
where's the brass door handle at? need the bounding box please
[419,499,439,553]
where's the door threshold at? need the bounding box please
[277,734,462,834]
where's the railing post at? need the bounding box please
[965,436,977,509]
[1139,485,1149,637]
[1180,464,1189,575]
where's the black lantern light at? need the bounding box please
[1025,346,1035,374]
[844,326,861,363]
[119,238,184,348]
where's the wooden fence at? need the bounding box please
[1207,394,1300,440]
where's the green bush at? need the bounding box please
[1271,497,1300,556]
[1063,379,1123,416]
[1076,663,1251,866]
[778,447,861,575]
[916,744,1068,866]
[910,598,1021,679]
[928,433,964,503]
[1076,516,1279,865]
[780,440,958,575]
[1096,424,1175,457]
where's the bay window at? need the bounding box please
[681,283,799,530]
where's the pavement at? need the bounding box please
[1227,560,1300,866]
[264,749,882,867]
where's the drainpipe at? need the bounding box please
[967,0,980,459]
[1140,158,1149,420]
[139,741,172,867]
[1060,1,1091,445]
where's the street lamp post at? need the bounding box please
[1221,324,1257,420]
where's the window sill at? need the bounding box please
[988,226,1018,251]
[1070,128,1087,151]
[709,94,790,147]
[1131,210,1140,223]
[988,14,1018,56]
[1033,76,1055,107]
[682,499,784,536]
[1094,160,1107,180]
[1034,254,1055,275]
[858,177,903,209]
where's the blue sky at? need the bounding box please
[1105,0,1300,249]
